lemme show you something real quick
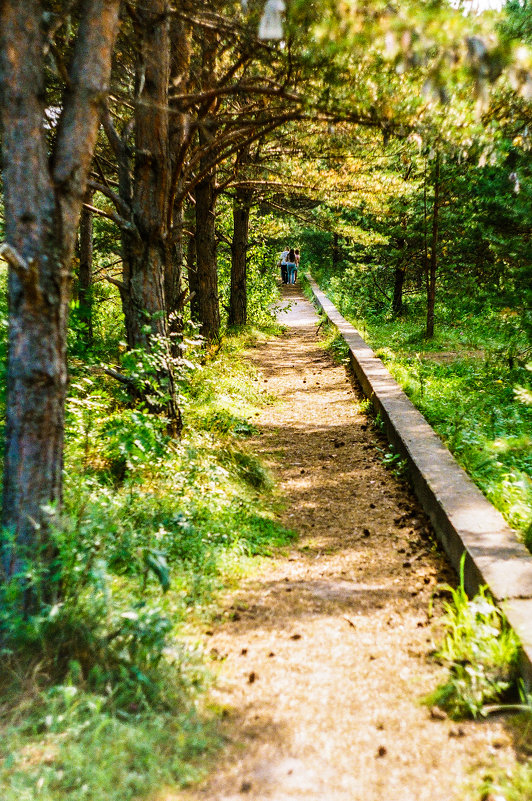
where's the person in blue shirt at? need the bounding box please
[286,248,297,284]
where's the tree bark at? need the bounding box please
[426,152,440,339]
[229,186,252,327]
[193,31,220,341]
[166,15,191,322]
[0,0,119,596]
[126,0,171,349]
[166,198,185,321]
[186,222,199,321]
[118,0,181,431]
[392,266,405,316]
[78,203,94,346]
[194,165,220,340]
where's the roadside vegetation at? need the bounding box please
[307,257,531,543]
[0,262,293,799]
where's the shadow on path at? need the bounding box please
[171,284,518,801]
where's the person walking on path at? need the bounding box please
[279,246,289,284]
[294,248,300,283]
[286,248,297,284]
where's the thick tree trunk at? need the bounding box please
[166,16,191,322]
[165,199,185,319]
[78,204,94,345]
[186,225,199,321]
[0,0,119,595]
[126,0,170,348]
[426,152,440,339]
[194,167,220,340]
[229,187,252,327]
[119,0,181,430]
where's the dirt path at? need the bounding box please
[174,284,516,801]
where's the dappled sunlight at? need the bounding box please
[175,284,519,801]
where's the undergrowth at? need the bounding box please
[0,325,293,801]
[469,687,532,800]
[426,557,519,720]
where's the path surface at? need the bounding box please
[174,284,516,801]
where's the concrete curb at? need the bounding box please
[306,273,532,682]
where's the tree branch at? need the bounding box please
[103,367,135,386]
[83,202,139,238]
[103,273,125,292]
[87,179,132,219]
[51,0,120,202]
[0,242,29,274]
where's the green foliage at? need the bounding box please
[426,557,519,719]
[0,327,293,798]
[310,263,532,539]
[471,684,532,800]
[319,320,350,365]
[0,673,216,801]
[379,444,408,479]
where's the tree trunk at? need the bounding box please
[126,0,170,349]
[229,186,252,327]
[392,266,405,316]
[166,15,191,322]
[426,152,440,339]
[193,32,220,341]
[194,166,220,340]
[332,232,340,267]
[166,198,185,320]
[0,0,119,596]
[120,0,181,431]
[78,204,94,346]
[186,224,199,321]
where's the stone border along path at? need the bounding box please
[306,273,532,683]
[176,282,520,801]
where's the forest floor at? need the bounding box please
[170,284,519,801]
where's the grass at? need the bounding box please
[306,269,532,541]
[424,556,519,722]
[469,695,532,800]
[374,343,532,539]
[0,668,216,801]
[0,325,294,801]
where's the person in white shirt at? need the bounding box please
[279,247,289,284]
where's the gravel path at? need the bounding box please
[173,284,516,801]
